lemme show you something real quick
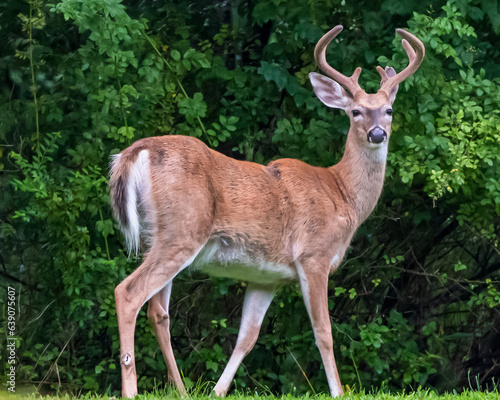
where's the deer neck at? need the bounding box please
[331,133,388,224]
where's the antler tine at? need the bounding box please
[380,28,425,94]
[401,39,416,62]
[314,25,363,97]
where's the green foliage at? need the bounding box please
[336,311,438,388]
[0,0,499,397]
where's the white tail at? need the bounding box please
[110,25,424,398]
[110,150,153,255]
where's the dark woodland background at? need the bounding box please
[0,0,499,396]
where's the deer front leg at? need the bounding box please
[296,260,343,397]
[213,283,277,397]
[147,282,187,396]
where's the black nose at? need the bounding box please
[367,127,387,144]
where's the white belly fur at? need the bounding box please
[190,240,297,284]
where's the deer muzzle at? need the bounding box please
[367,127,387,144]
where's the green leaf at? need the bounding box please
[252,2,277,25]
[184,48,196,59]
[258,61,288,90]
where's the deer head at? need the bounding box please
[309,26,425,150]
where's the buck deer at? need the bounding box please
[110,25,424,398]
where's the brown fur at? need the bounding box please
[110,134,382,266]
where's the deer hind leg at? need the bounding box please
[213,283,276,397]
[115,243,204,398]
[296,260,343,397]
[147,282,187,395]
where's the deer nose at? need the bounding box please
[367,127,387,144]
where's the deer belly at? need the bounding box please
[191,241,297,284]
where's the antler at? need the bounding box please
[315,26,425,97]
[314,25,363,97]
[378,28,425,94]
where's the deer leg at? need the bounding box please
[213,283,276,397]
[296,261,343,397]
[147,282,187,395]
[115,243,203,398]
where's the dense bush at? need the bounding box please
[0,0,499,396]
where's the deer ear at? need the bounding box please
[309,72,350,110]
[383,67,399,103]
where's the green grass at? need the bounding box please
[1,387,500,400]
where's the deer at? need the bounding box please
[109,25,424,398]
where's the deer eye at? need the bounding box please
[386,109,393,115]
[352,110,361,117]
